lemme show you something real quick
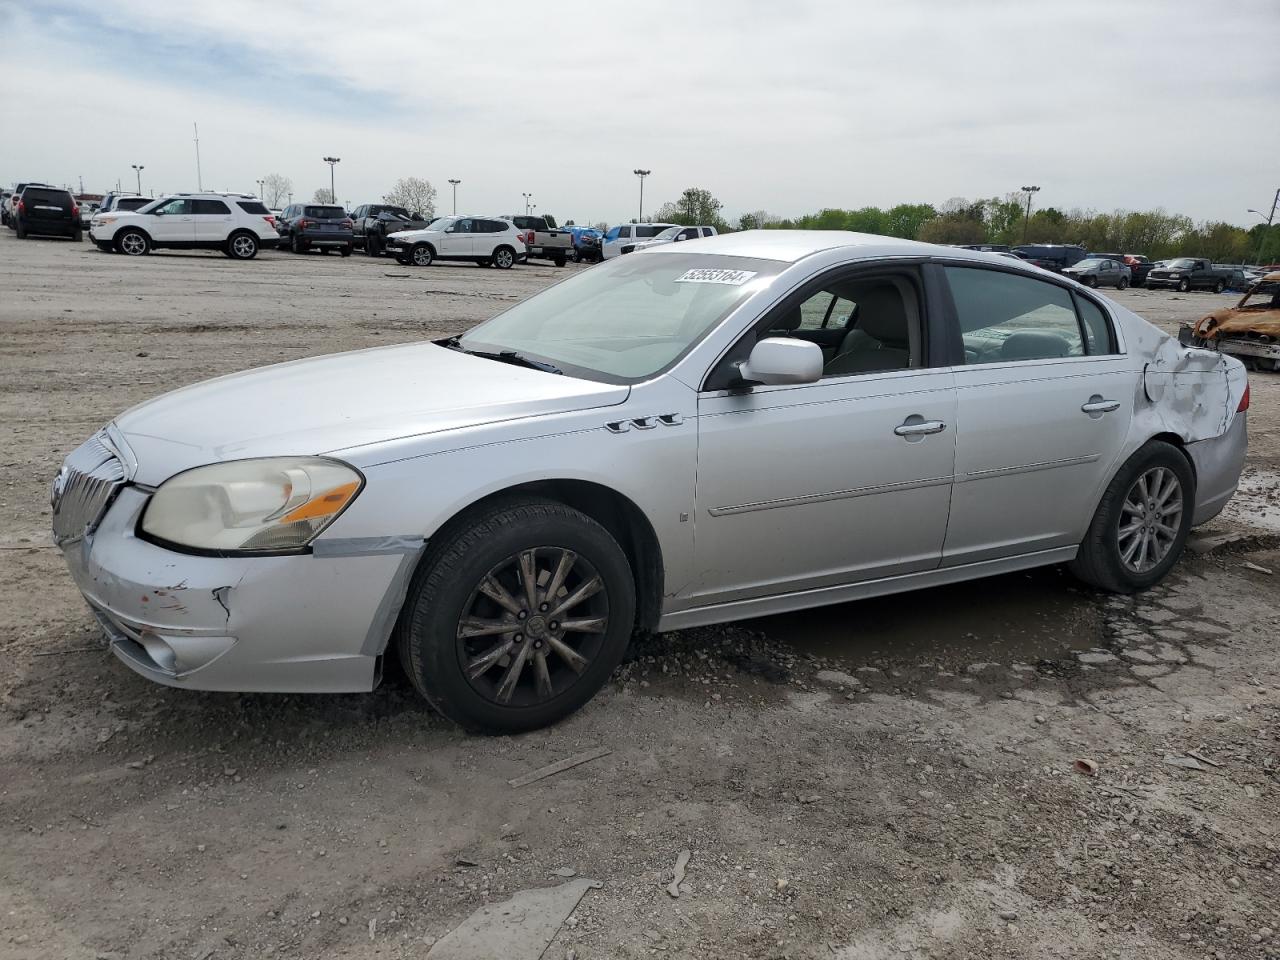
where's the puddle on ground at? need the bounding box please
[1222,468,1280,532]
[742,566,1102,667]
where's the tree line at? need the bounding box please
[648,187,1280,264]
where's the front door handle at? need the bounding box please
[1081,398,1120,414]
[894,418,947,438]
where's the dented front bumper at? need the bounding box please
[59,487,411,693]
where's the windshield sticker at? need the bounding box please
[674,268,758,286]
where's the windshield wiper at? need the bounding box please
[438,337,562,375]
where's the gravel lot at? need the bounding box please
[1,233,1277,960]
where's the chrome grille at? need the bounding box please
[51,433,126,546]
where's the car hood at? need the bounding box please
[114,341,629,484]
[386,227,442,241]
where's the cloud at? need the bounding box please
[1,0,1275,224]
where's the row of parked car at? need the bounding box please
[2,181,724,271]
[963,243,1269,293]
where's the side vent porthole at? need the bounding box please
[605,413,684,434]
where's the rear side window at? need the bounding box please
[117,197,150,211]
[238,200,270,215]
[1074,294,1117,355]
[303,205,345,218]
[945,266,1083,363]
[637,225,664,239]
[193,199,230,215]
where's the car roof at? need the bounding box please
[642,229,1047,266]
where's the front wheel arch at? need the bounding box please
[395,479,665,644]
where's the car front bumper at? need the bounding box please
[56,485,418,694]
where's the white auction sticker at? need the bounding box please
[674,268,758,286]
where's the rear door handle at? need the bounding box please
[1081,398,1120,414]
[894,418,947,438]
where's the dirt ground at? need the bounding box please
[1,232,1277,960]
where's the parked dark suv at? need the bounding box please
[277,203,355,255]
[1011,244,1087,273]
[12,186,81,241]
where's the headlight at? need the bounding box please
[1168,273,1182,279]
[140,457,363,554]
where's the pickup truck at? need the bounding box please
[505,215,573,267]
[350,204,431,256]
[1144,257,1230,293]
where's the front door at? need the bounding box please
[687,267,957,607]
[938,264,1135,565]
[441,218,475,257]
[147,197,195,242]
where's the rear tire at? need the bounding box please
[1213,279,1225,294]
[367,234,383,257]
[492,245,515,269]
[227,231,259,260]
[340,244,352,257]
[15,221,26,239]
[1070,440,1195,594]
[71,229,82,243]
[292,234,307,254]
[1117,276,1129,290]
[397,499,636,733]
[553,251,568,267]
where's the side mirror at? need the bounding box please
[673,234,685,242]
[735,337,823,387]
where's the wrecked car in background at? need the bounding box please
[1180,271,1280,371]
[51,231,1249,733]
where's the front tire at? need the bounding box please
[227,231,259,260]
[1084,275,1098,288]
[492,245,516,269]
[115,229,149,256]
[1070,441,1195,594]
[1177,278,1191,293]
[398,500,636,733]
[366,234,383,257]
[94,240,113,253]
[409,242,433,267]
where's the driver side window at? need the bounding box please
[153,198,191,216]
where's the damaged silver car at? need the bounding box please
[52,233,1250,732]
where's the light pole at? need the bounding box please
[256,178,265,200]
[633,169,651,223]
[522,192,532,215]
[448,178,461,215]
[1248,189,1279,265]
[322,157,340,203]
[131,164,144,195]
[1019,185,1040,243]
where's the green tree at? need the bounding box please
[918,217,987,245]
[882,203,937,240]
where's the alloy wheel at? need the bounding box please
[456,547,609,707]
[1117,466,1183,574]
[120,233,146,255]
[412,244,433,266]
[232,235,257,258]
[495,248,514,268]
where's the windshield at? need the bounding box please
[1074,259,1104,269]
[459,253,783,382]
[1168,258,1197,269]
[652,227,682,241]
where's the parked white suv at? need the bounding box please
[600,222,679,259]
[384,216,525,269]
[89,193,279,259]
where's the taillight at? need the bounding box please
[1237,382,1250,413]
[298,219,311,229]
[524,230,535,245]
[342,218,353,228]
[16,199,24,214]
[264,215,276,227]
[71,204,79,218]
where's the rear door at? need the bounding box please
[193,198,233,243]
[939,264,1134,565]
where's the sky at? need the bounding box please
[1,0,1277,227]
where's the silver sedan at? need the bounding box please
[52,234,1249,731]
